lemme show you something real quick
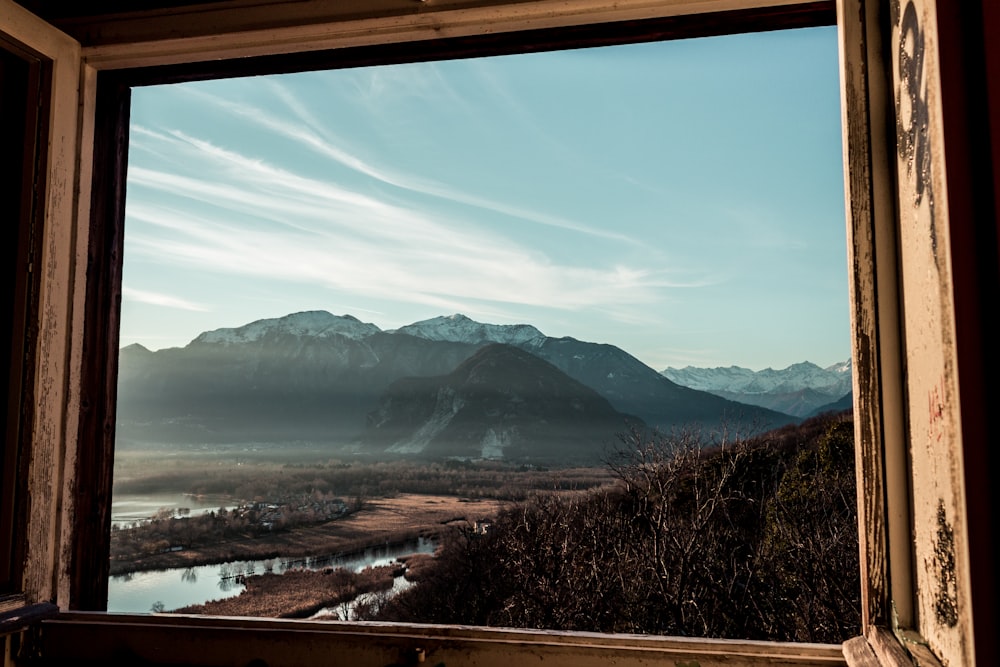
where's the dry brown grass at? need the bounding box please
[395,553,438,582]
[175,564,404,618]
[117,494,501,575]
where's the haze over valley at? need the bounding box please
[116,310,819,465]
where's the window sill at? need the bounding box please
[843,627,944,667]
[37,612,847,666]
[0,600,58,637]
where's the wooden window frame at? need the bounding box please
[0,29,50,600]
[0,0,83,631]
[2,0,997,664]
[72,0,837,612]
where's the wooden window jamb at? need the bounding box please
[26,1,944,665]
[0,31,50,599]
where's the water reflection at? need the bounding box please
[107,537,436,614]
[311,574,414,621]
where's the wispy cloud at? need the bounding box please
[122,286,211,312]
[175,87,640,246]
[125,203,690,322]
[125,118,714,341]
[328,63,478,126]
[126,200,672,314]
[718,204,810,250]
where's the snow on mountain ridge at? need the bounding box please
[662,359,852,395]
[825,358,853,374]
[193,311,381,345]
[391,313,546,346]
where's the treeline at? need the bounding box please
[114,459,614,504]
[110,498,356,566]
[372,412,860,643]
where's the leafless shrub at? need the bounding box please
[377,414,859,642]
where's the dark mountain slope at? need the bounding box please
[362,344,643,463]
[522,337,796,432]
[116,311,796,458]
[116,314,479,447]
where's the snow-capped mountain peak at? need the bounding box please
[392,313,546,346]
[661,359,853,418]
[662,359,852,395]
[825,358,853,374]
[192,311,381,346]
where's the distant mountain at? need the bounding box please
[392,314,544,346]
[116,311,799,463]
[807,391,853,417]
[116,311,477,447]
[395,316,796,433]
[362,344,642,463]
[194,311,381,345]
[662,360,852,418]
[520,337,775,431]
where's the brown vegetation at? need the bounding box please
[115,415,859,643]
[174,564,404,618]
[394,553,438,582]
[111,494,500,575]
[374,413,860,643]
[113,456,614,503]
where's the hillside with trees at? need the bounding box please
[372,411,859,643]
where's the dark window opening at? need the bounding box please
[0,34,49,596]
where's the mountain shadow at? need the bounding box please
[116,311,797,458]
[522,337,797,432]
[362,344,644,464]
[115,320,478,448]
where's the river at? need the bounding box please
[106,536,436,613]
[111,493,236,528]
[309,574,415,621]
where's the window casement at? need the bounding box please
[0,0,81,634]
[0,30,49,601]
[1,0,997,665]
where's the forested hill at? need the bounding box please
[375,410,859,643]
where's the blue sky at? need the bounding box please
[121,25,848,372]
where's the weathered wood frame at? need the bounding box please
[0,26,50,599]
[1,0,996,664]
[838,1,998,665]
[0,0,86,618]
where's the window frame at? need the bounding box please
[75,0,841,614]
[0,30,50,599]
[0,0,83,627]
[5,0,997,664]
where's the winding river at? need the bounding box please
[106,537,436,614]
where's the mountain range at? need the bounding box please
[116,311,802,464]
[662,360,853,418]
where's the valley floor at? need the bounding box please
[172,563,408,618]
[111,494,501,576]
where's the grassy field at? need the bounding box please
[174,564,407,618]
[113,450,614,500]
[111,493,503,575]
[111,448,614,575]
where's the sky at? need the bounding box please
[120,25,848,372]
